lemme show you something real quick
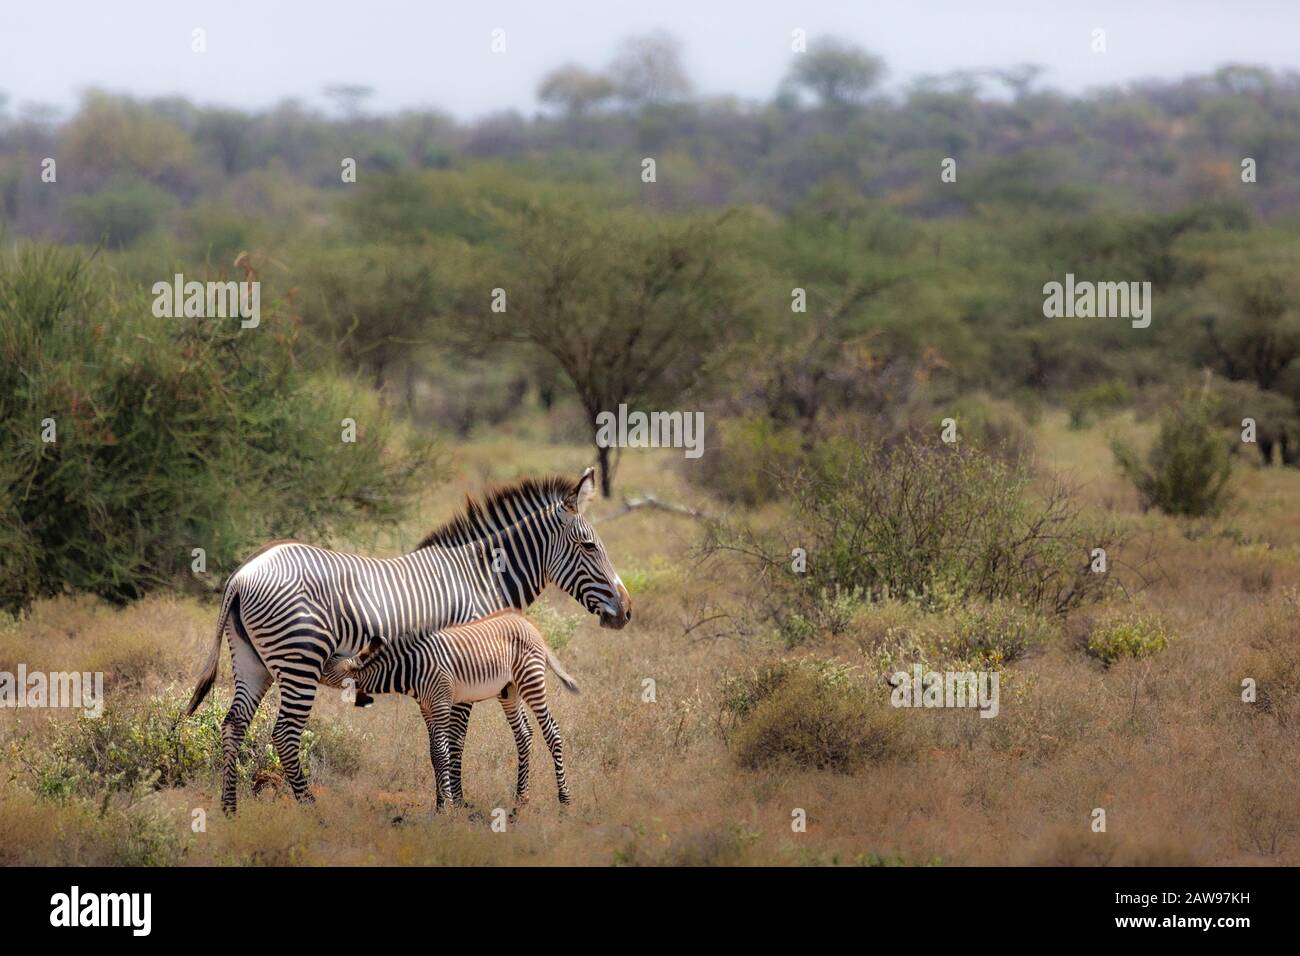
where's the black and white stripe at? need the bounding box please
[185,467,630,813]
[323,609,579,811]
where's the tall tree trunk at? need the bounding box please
[595,443,614,498]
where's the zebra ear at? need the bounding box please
[568,467,596,514]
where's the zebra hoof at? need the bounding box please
[353,692,375,708]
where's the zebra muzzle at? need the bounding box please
[599,585,633,629]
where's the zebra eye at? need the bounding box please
[579,539,598,551]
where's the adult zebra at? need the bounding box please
[184,467,630,813]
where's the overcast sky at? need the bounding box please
[2,0,1296,121]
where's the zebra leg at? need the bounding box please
[499,684,533,810]
[221,667,272,815]
[271,675,320,804]
[521,686,569,806]
[447,702,472,806]
[220,608,274,814]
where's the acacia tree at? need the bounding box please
[487,202,748,496]
[295,242,440,404]
[537,65,616,117]
[1199,266,1300,392]
[782,39,885,109]
[608,32,693,108]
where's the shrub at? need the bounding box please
[26,693,262,799]
[64,178,176,247]
[22,691,362,800]
[1207,377,1299,466]
[112,802,187,866]
[1068,380,1133,428]
[417,352,530,437]
[777,585,865,647]
[937,598,1056,668]
[707,436,1124,636]
[689,415,803,506]
[0,243,436,613]
[846,595,1056,675]
[718,658,844,723]
[617,558,679,598]
[1086,614,1170,664]
[292,241,443,395]
[948,395,1036,464]
[1112,393,1232,517]
[720,658,913,771]
[1251,647,1300,725]
[178,200,253,263]
[529,601,580,653]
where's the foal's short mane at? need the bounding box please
[413,475,575,551]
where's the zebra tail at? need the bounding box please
[545,646,580,695]
[185,588,235,717]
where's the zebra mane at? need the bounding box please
[413,474,576,551]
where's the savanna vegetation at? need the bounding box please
[2,36,1299,865]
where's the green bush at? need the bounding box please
[293,241,443,393]
[1068,380,1133,428]
[616,558,678,598]
[946,395,1036,464]
[65,178,176,247]
[417,350,530,437]
[529,601,580,653]
[710,436,1121,630]
[112,803,186,866]
[777,585,865,647]
[179,201,253,263]
[1086,614,1170,664]
[690,415,803,506]
[846,595,1056,676]
[1207,377,1299,466]
[0,243,435,613]
[1112,394,1232,516]
[721,658,913,772]
[24,691,361,800]
[936,598,1055,668]
[27,694,253,799]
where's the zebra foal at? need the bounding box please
[323,609,577,811]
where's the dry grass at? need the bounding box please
[2,423,1299,866]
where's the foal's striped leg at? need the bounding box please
[447,703,472,806]
[519,667,569,805]
[420,691,454,812]
[498,684,533,807]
